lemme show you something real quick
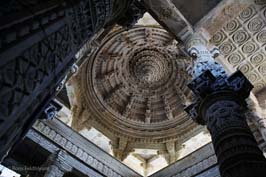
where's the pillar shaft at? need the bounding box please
[203,94,266,176]
[185,34,266,177]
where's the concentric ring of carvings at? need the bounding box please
[80,27,195,139]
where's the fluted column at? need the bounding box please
[44,151,72,177]
[184,34,266,177]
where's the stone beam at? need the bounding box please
[195,0,252,40]
[30,119,141,177]
[142,0,194,40]
[164,141,179,164]
[26,130,103,177]
[150,143,217,177]
[144,0,252,43]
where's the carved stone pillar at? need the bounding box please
[185,34,266,177]
[44,151,72,177]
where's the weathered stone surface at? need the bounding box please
[150,143,218,177]
[67,26,206,162]
[210,1,266,93]
[31,119,141,177]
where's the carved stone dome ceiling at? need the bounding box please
[79,26,196,142]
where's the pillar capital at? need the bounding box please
[185,70,253,125]
[111,138,132,161]
[185,34,226,79]
[44,150,72,177]
[185,33,208,52]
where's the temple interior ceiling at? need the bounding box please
[210,2,266,94]
[64,14,208,175]
[171,0,222,25]
[1,0,266,176]
[60,0,266,176]
[68,25,200,145]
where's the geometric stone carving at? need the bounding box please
[32,119,140,177]
[69,26,199,147]
[150,143,217,177]
[44,151,73,177]
[210,1,266,93]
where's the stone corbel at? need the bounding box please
[43,150,73,177]
[111,137,132,161]
[160,141,180,164]
[71,107,92,132]
[66,74,92,132]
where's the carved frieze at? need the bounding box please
[32,120,140,177]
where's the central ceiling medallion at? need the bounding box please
[71,26,198,150]
[90,27,190,125]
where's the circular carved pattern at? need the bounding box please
[219,41,235,55]
[257,30,266,44]
[211,31,226,45]
[128,49,172,88]
[247,73,259,83]
[258,63,266,75]
[250,53,265,66]
[238,63,252,73]
[228,53,242,65]
[247,17,265,33]
[239,6,255,21]
[254,82,266,93]
[158,7,172,19]
[232,30,249,44]
[242,41,257,55]
[224,19,239,33]
[80,27,194,142]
